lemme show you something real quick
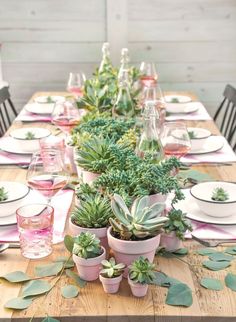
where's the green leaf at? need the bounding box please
[202,260,231,271]
[0,271,31,283]
[64,235,74,253]
[225,273,236,292]
[179,169,212,183]
[61,285,79,298]
[4,297,33,310]
[22,280,51,298]
[196,248,217,256]
[41,317,61,322]
[173,248,188,256]
[166,283,193,307]
[65,269,87,288]
[209,252,234,262]
[152,272,180,287]
[35,262,63,277]
[200,278,223,291]
[225,246,236,255]
[53,257,74,269]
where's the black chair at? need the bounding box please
[214,84,236,151]
[0,86,17,136]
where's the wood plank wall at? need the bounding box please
[1,0,236,116]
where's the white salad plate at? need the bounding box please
[164,95,192,104]
[187,136,224,155]
[34,96,65,104]
[25,103,54,115]
[0,136,35,154]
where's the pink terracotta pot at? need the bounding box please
[69,218,109,254]
[75,165,100,184]
[160,232,182,252]
[107,227,160,278]
[128,275,148,297]
[99,274,122,294]
[73,246,106,281]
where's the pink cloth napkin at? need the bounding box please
[0,150,31,165]
[16,108,52,123]
[166,102,212,121]
[0,189,74,244]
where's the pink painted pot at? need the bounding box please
[75,165,100,184]
[107,227,160,278]
[73,246,106,281]
[69,218,109,254]
[99,274,122,294]
[160,232,182,252]
[128,275,148,297]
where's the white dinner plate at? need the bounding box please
[0,213,17,226]
[164,95,192,103]
[188,136,224,155]
[34,96,65,104]
[25,103,54,115]
[166,102,199,114]
[176,191,236,225]
[0,137,34,154]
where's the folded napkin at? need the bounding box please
[181,136,236,164]
[16,108,52,123]
[0,189,74,244]
[166,102,212,121]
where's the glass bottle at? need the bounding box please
[99,42,113,74]
[118,48,130,83]
[137,101,164,163]
[112,70,135,118]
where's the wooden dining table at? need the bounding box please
[1,92,236,322]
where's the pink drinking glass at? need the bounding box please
[139,62,158,88]
[67,72,86,98]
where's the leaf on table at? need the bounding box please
[64,235,74,253]
[209,252,234,262]
[196,248,217,256]
[166,283,193,307]
[35,262,63,277]
[172,248,188,256]
[152,272,181,287]
[178,170,213,183]
[202,260,231,271]
[225,246,236,255]
[0,271,31,283]
[4,297,33,310]
[61,285,79,298]
[65,269,87,288]
[200,277,223,291]
[53,257,74,269]
[41,317,61,322]
[225,273,236,292]
[22,280,51,298]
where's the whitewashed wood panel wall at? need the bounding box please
[1,0,236,115]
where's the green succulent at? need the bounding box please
[110,194,168,240]
[117,128,138,149]
[75,183,98,202]
[211,187,229,201]
[72,232,102,259]
[163,209,192,240]
[71,195,112,228]
[25,131,36,140]
[0,187,8,202]
[128,256,156,284]
[100,257,126,278]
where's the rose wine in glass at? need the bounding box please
[67,72,86,98]
[140,62,158,88]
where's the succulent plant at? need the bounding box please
[72,232,102,259]
[100,257,126,278]
[25,131,36,140]
[110,194,168,240]
[128,256,156,284]
[0,187,8,202]
[75,183,98,202]
[117,128,138,149]
[211,187,229,201]
[71,195,112,228]
[163,209,192,240]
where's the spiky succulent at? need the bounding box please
[71,195,112,228]
[117,128,138,149]
[211,187,229,201]
[0,187,8,202]
[25,131,36,140]
[164,209,192,240]
[110,194,168,240]
[128,256,156,284]
[100,257,126,278]
[72,232,102,259]
[75,183,98,201]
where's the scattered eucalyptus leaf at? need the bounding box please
[202,260,231,271]
[65,269,87,288]
[166,283,193,307]
[41,316,61,322]
[152,272,181,287]
[196,248,217,256]
[53,257,74,269]
[64,235,74,253]
[209,252,234,262]
[178,170,212,183]
[4,297,33,310]
[61,285,79,298]
[22,280,51,298]
[225,246,236,255]
[225,273,236,292]
[173,248,188,256]
[200,277,223,291]
[35,262,63,278]
[0,271,31,283]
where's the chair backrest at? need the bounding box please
[0,86,17,136]
[214,84,236,150]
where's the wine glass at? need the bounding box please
[26,150,69,204]
[161,122,191,159]
[139,62,158,87]
[67,72,86,97]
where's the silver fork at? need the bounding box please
[191,234,236,247]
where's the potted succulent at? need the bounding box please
[99,257,126,294]
[160,209,192,252]
[70,232,106,281]
[107,194,168,277]
[128,256,156,297]
[69,192,112,252]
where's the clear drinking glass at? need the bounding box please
[67,72,86,97]
[16,204,54,259]
[161,122,191,158]
[140,62,158,87]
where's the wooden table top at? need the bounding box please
[1,92,236,322]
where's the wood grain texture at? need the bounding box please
[0,91,236,321]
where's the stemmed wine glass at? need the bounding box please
[67,72,86,98]
[26,150,69,204]
[161,122,191,159]
[139,62,158,88]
